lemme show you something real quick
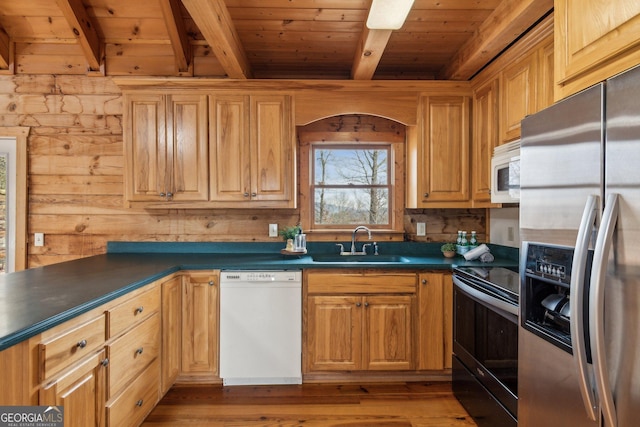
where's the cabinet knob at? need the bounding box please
[135,306,144,314]
[136,347,144,355]
[422,279,427,285]
[101,358,109,367]
[76,339,87,349]
[166,192,173,198]
[208,281,214,286]
[159,192,166,197]
[251,192,257,197]
[423,192,429,198]
[355,302,362,307]
[364,302,369,307]
[136,399,144,407]
[243,192,250,197]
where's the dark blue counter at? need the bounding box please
[0,242,518,351]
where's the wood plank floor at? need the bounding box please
[142,382,477,427]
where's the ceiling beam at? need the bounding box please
[0,27,10,69]
[56,0,103,73]
[351,27,392,80]
[438,0,553,80]
[160,0,192,74]
[181,0,252,79]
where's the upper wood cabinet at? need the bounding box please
[124,94,209,204]
[409,95,470,208]
[471,79,499,205]
[500,51,537,143]
[555,0,640,100]
[209,94,295,208]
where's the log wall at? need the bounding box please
[0,74,484,268]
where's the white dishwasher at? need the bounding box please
[219,270,302,385]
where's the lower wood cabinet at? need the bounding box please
[416,272,454,371]
[106,359,160,427]
[160,273,182,394]
[304,270,416,373]
[40,349,108,427]
[179,271,220,382]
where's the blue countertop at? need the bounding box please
[0,242,518,351]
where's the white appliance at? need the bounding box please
[518,64,640,427]
[491,139,520,203]
[219,270,302,386]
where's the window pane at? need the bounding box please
[314,148,388,185]
[314,188,389,225]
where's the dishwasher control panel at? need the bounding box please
[221,270,301,282]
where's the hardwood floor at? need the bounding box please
[142,382,477,426]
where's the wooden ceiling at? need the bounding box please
[0,0,553,80]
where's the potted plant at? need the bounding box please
[441,243,457,258]
[279,226,299,251]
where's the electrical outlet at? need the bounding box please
[416,222,426,236]
[507,226,514,242]
[269,224,278,237]
[34,233,44,247]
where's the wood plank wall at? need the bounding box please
[0,74,484,268]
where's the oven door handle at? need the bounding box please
[452,276,518,317]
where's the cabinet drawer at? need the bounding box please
[107,358,159,427]
[40,315,106,381]
[108,312,160,398]
[108,285,160,338]
[307,272,417,294]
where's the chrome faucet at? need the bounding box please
[350,226,372,254]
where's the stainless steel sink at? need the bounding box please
[311,254,410,263]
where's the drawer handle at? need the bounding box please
[77,339,87,349]
[135,306,144,314]
[101,358,109,367]
[136,347,144,355]
[136,399,144,407]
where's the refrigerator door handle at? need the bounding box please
[571,194,599,421]
[590,192,620,427]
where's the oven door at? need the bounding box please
[452,274,519,424]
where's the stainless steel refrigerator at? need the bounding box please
[518,64,640,426]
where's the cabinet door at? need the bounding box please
[166,94,209,201]
[419,96,470,204]
[306,295,362,371]
[161,274,181,394]
[181,272,219,380]
[472,79,499,204]
[209,95,251,201]
[537,38,555,112]
[555,0,640,99]
[250,95,294,203]
[417,273,445,370]
[501,52,537,143]
[40,350,107,427]
[124,94,167,202]
[364,295,414,370]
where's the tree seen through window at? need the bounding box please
[312,145,391,227]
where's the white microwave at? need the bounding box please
[491,141,520,203]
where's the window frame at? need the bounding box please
[298,128,405,239]
[310,142,393,230]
